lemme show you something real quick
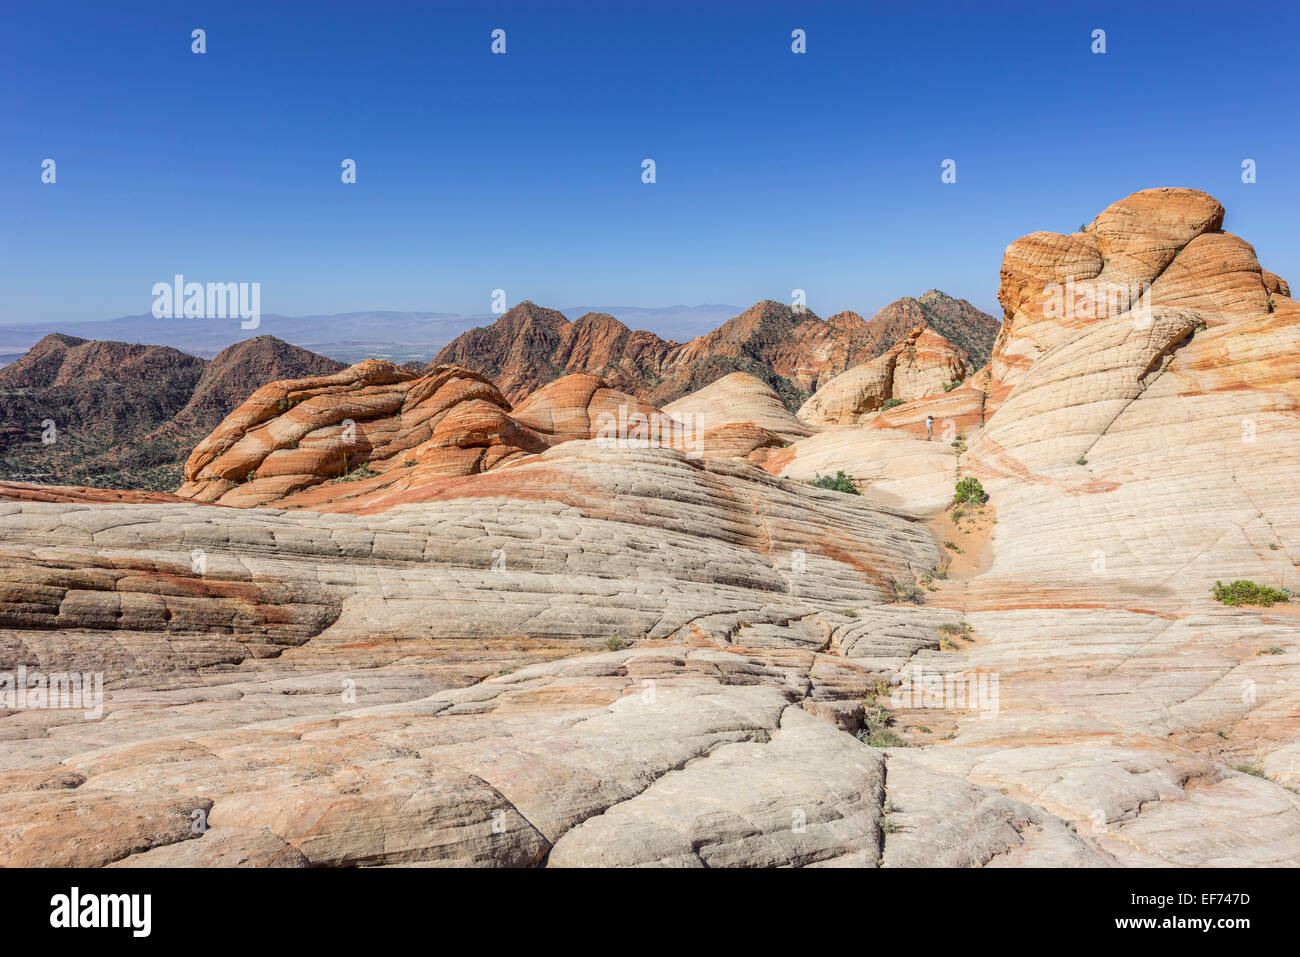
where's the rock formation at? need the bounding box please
[662,371,814,443]
[177,361,552,508]
[2,188,1299,868]
[797,327,969,426]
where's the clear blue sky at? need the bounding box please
[3,0,1297,328]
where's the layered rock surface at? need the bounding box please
[2,187,1299,868]
[797,327,969,426]
[177,361,551,508]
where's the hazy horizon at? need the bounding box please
[0,294,988,364]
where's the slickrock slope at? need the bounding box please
[3,187,1299,868]
[797,327,969,426]
[0,482,195,506]
[739,187,1300,864]
[0,334,343,491]
[900,188,1300,863]
[0,443,984,867]
[761,429,959,512]
[510,373,667,441]
[435,294,997,411]
[512,372,791,461]
[662,371,815,443]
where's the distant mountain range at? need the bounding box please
[0,334,343,490]
[0,304,749,367]
[435,291,1000,410]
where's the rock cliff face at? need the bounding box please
[434,293,997,410]
[2,188,1299,868]
[797,327,969,426]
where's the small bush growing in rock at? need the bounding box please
[812,470,860,495]
[603,635,626,651]
[880,398,904,411]
[333,462,379,483]
[1211,580,1291,607]
[953,476,985,504]
[858,699,908,749]
[888,577,924,604]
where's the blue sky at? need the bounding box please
[3,0,1297,329]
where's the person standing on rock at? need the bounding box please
[925,415,934,441]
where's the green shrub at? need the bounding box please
[880,397,904,411]
[333,462,379,483]
[888,577,924,605]
[812,470,860,495]
[603,635,626,651]
[858,700,908,748]
[953,476,985,505]
[1211,580,1291,608]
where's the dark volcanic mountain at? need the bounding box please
[433,293,999,409]
[0,334,344,490]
